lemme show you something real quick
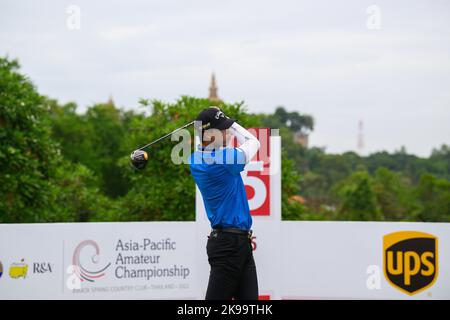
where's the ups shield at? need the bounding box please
[383,231,438,295]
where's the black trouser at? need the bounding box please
[205,229,258,300]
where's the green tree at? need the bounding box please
[415,173,450,222]
[47,100,95,166]
[84,103,130,197]
[0,58,60,222]
[261,106,314,133]
[427,144,450,181]
[336,171,380,221]
[3,56,449,224]
[50,162,115,222]
[0,57,112,223]
[372,167,418,221]
[49,100,133,198]
[281,153,307,220]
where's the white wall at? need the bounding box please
[0,220,449,299]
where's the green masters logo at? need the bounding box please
[383,231,438,295]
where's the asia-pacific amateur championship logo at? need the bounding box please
[383,231,438,295]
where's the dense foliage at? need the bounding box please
[1,57,448,223]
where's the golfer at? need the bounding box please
[189,107,261,300]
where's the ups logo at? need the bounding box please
[383,231,438,295]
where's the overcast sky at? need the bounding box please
[1,0,449,156]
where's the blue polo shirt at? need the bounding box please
[189,147,252,231]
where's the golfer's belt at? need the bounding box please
[212,227,253,239]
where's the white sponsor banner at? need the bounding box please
[280,221,450,299]
[0,221,449,299]
[0,222,198,299]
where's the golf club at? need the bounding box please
[137,120,195,151]
[130,120,195,169]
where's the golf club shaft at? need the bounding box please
[138,121,195,151]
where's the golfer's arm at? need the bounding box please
[230,123,260,164]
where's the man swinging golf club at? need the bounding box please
[189,107,261,300]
